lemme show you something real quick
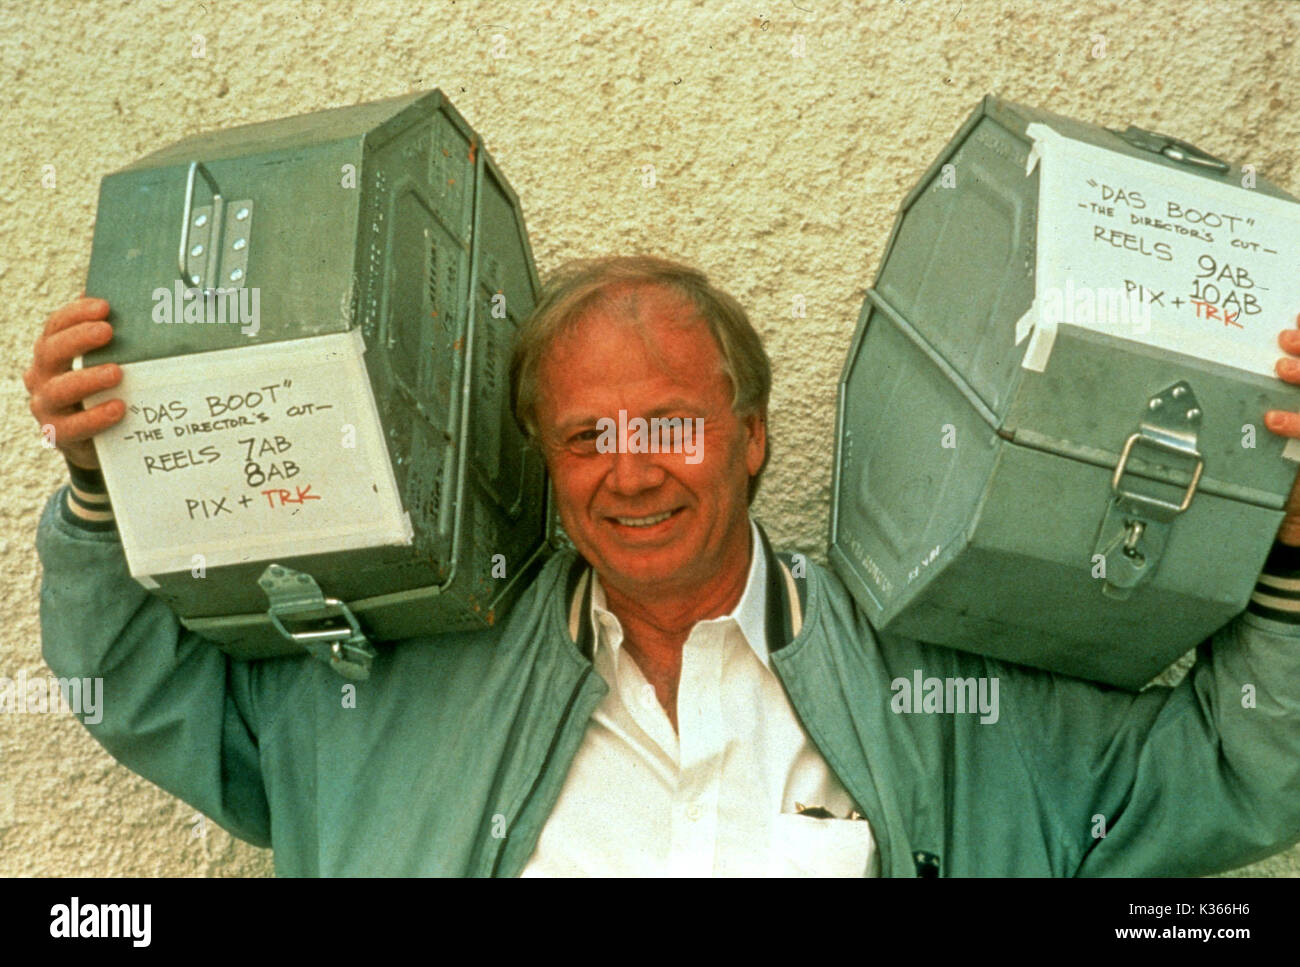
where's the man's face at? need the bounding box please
[535,284,766,600]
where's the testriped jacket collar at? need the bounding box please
[562,519,806,662]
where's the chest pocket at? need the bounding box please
[765,812,879,877]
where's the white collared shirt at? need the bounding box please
[521,519,879,877]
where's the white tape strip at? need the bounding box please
[1282,438,1300,463]
[1021,325,1057,373]
[1024,139,1042,176]
[1024,121,1073,174]
[1019,122,1067,372]
[1014,303,1037,346]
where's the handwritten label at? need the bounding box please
[1020,122,1300,376]
[84,329,412,578]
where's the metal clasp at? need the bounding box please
[1122,518,1145,558]
[259,564,376,679]
[1111,431,1204,516]
[1093,381,1205,597]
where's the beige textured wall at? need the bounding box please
[3,0,1298,877]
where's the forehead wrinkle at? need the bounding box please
[580,284,712,376]
[541,285,732,425]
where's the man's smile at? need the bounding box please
[603,505,687,535]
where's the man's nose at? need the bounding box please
[606,448,667,495]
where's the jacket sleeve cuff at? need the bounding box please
[1246,539,1300,624]
[60,457,116,533]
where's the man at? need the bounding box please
[29,255,1300,875]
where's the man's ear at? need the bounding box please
[743,409,767,477]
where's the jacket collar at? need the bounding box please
[563,519,806,662]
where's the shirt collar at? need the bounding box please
[589,517,770,668]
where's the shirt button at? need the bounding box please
[641,685,657,707]
[686,803,703,822]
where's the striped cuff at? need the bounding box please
[60,459,116,533]
[1246,540,1300,624]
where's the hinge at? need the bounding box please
[1111,124,1230,174]
[178,161,253,295]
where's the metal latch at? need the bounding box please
[178,161,254,295]
[1110,124,1231,174]
[259,564,376,679]
[1093,382,1205,599]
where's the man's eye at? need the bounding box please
[564,429,602,453]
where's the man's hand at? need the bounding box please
[1264,312,1300,546]
[24,297,124,471]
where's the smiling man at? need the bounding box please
[508,260,870,874]
[524,274,766,725]
[30,255,1300,876]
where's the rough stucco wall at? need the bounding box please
[2,0,1298,877]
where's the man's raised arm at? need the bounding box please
[30,298,273,848]
[997,317,1300,875]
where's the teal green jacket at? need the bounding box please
[36,483,1300,876]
